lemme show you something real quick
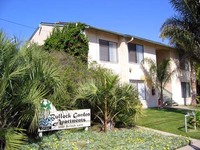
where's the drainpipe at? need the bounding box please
[126,36,134,74]
[126,37,134,43]
[39,24,42,35]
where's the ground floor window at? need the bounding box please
[130,80,146,100]
[181,82,190,98]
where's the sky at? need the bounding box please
[0,0,175,44]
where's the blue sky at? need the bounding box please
[0,0,174,44]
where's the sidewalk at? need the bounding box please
[164,105,199,111]
[177,139,200,150]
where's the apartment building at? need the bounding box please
[30,22,192,107]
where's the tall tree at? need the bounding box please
[141,58,175,106]
[160,0,200,105]
[43,22,89,63]
[0,31,28,150]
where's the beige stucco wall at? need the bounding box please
[86,29,121,76]
[143,46,158,107]
[30,25,54,45]
[170,50,191,105]
[86,29,159,108]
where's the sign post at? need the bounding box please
[184,111,196,132]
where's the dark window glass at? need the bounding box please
[99,39,109,61]
[181,82,190,98]
[99,39,117,62]
[179,55,189,70]
[128,43,136,62]
[128,43,144,63]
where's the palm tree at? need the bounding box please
[75,66,143,132]
[160,0,200,105]
[0,31,28,150]
[141,58,175,106]
[0,31,66,149]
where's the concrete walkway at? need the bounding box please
[177,139,200,150]
[164,105,199,111]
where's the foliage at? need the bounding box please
[160,0,200,105]
[0,31,66,149]
[43,22,89,63]
[160,0,200,62]
[3,128,27,150]
[75,66,143,130]
[196,65,200,84]
[195,111,200,127]
[141,58,175,105]
[0,31,28,149]
[49,51,89,107]
[21,128,189,150]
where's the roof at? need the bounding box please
[30,21,174,49]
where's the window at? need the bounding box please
[181,82,190,98]
[130,80,146,100]
[180,60,189,70]
[128,43,144,64]
[179,55,189,70]
[99,39,117,62]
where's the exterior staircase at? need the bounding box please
[163,89,178,106]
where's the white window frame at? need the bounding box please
[130,80,146,100]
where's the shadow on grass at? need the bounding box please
[140,118,180,126]
[140,108,187,127]
[177,126,194,132]
[178,124,198,132]
[148,107,188,114]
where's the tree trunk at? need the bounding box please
[104,79,108,132]
[160,85,164,107]
[190,61,197,105]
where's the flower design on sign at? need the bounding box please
[39,99,53,130]
[40,99,51,111]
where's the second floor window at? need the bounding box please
[99,39,118,62]
[179,54,189,70]
[128,43,144,64]
[180,60,189,71]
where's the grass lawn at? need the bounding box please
[21,128,189,150]
[137,108,200,139]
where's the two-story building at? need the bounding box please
[30,22,192,108]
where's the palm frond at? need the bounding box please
[76,66,143,127]
[160,0,200,63]
[4,128,27,150]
